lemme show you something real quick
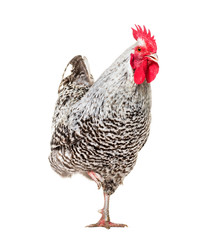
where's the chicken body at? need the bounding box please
[49,46,152,195]
[48,24,160,227]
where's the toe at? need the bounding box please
[86,221,127,229]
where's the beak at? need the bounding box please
[147,53,158,63]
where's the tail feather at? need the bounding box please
[58,55,94,93]
[49,55,94,178]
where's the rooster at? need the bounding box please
[49,25,159,229]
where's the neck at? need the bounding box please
[73,45,151,119]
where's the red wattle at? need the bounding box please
[133,59,148,85]
[134,67,146,84]
[146,62,159,83]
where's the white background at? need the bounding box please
[0,0,223,239]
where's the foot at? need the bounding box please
[86,192,127,229]
[86,218,128,229]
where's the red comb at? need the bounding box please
[132,25,157,52]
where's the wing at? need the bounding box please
[50,55,94,150]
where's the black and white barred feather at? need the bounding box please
[49,46,152,195]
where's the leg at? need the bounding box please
[87,171,102,189]
[86,192,128,229]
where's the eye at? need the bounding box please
[137,47,141,52]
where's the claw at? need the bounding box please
[86,220,128,229]
[87,171,102,190]
[97,182,101,190]
[98,209,103,214]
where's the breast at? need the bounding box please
[80,81,152,157]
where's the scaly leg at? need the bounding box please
[86,192,128,229]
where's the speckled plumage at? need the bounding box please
[49,45,152,195]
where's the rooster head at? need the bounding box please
[130,25,159,84]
